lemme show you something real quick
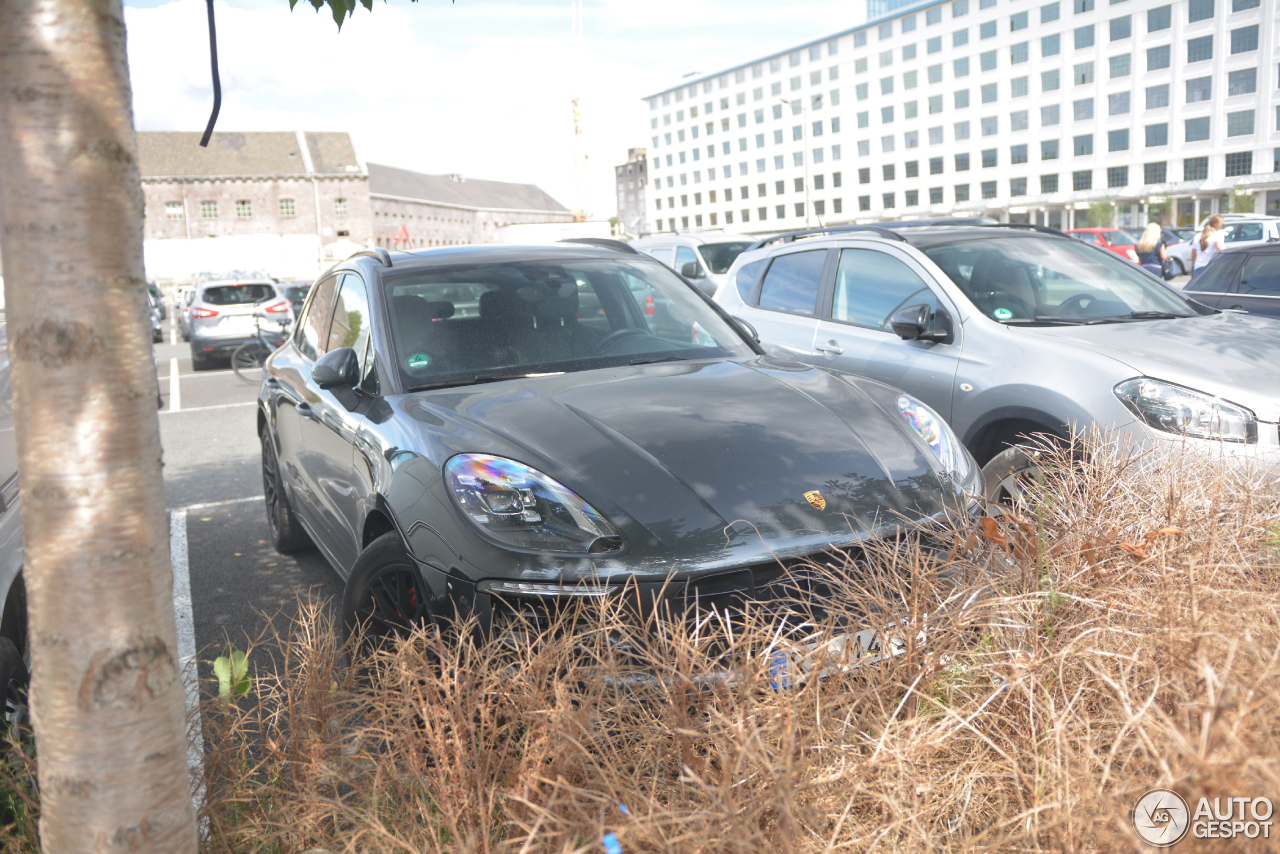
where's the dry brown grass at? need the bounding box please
[6,438,1280,853]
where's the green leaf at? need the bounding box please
[213,645,252,702]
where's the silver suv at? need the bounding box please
[715,224,1280,498]
[1167,215,1280,276]
[184,279,291,370]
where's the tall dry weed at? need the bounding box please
[5,438,1280,853]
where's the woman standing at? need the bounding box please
[1135,222,1167,279]
[1190,214,1226,283]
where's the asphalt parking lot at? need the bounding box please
[156,315,342,685]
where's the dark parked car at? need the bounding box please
[281,282,312,319]
[257,242,980,645]
[1183,243,1280,318]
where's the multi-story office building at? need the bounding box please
[642,0,1277,234]
[615,148,650,237]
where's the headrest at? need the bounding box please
[517,280,578,319]
[480,289,526,317]
[393,295,454,321]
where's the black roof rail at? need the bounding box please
[747,224,908,250]
[558,237,639,254]
[351,247,393,267]
[978,223,1069,237]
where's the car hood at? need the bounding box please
[402,357,962,571]
[1030,311,1280,420]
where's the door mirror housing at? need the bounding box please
[313,346,360,389]
[890,304,953,344]
[680,261,705,279]
[731,316,760,342]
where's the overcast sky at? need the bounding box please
[122,0,867,219]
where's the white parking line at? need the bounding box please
[169,495,261,807]
[169,507,203,810]
[159,401,255,416]
[170,316,178,346]
[168,357,181,413]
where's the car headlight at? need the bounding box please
[444,454,623,554]
[896,394,972,480]
[1115,378,1257,444]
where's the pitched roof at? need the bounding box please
[137,131,362,178]
[367,163,568,213]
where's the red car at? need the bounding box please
[1063,227,1141,263]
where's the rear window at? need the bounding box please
[201,283,276,305]
[284,285,310,302]
[698,242,754,274]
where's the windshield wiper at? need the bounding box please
[999,316,1091,325]
[628,355,690,366]
[406,371,565,391]
[1078,311,1193,324]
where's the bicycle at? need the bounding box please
[231,313,289,384]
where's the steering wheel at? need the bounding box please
[592,326,650,355]
[1057,293,1101,316]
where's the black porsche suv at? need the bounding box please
[256,241,980,641]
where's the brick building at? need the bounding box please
[367,164,572,249]
[138,131,570,280]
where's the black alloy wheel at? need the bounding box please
[260,431,312,553]
[0,637,29,737]
[342,532,432,644]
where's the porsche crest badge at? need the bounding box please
[803,490,827,510]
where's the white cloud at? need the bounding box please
[124,0,865,219]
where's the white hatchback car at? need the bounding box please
[630,233,758,297]
[1167,215,1280,276]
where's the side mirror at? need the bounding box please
[313,346,360,390]
[731,316,760,342]
[680,261,705,279]
[890,304,952,344]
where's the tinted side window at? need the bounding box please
[832,249,938,328]
[327,274,373,360]
[1189,255,1243,294]
[1238,256,1280,296]
[1226,223,1264,243]
[734,259,767,300]
[674,246,699,276]
[756,250,826,314]
[295,274,339,361]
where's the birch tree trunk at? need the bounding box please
[0,0,198,851]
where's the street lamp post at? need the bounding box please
[780,97,816,228]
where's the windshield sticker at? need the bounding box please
[406,353,432,370]
[993,307,1013,320]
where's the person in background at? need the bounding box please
[1190,214,1226,284]
[1135,222,1167,280]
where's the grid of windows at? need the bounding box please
[201,201,218,219]
[639,0,1280,227]
[1224,151,1252,177]
[235,200,252,219]
[279,198,296,218]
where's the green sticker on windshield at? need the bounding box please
[993,308,1013,320]
[406,353,431,370]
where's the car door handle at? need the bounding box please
[815,342,844,355]
[296,402,316,420]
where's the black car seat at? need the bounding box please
[477,289,538,368]
[520,280,597,362]
[390,296,458,374]
[967,252,1037,319]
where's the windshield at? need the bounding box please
[697,242,754,274]
[383,257,755,391]
[923,236,1194,323]
[201,284,276,305]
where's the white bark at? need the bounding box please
[0,0,198,850]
